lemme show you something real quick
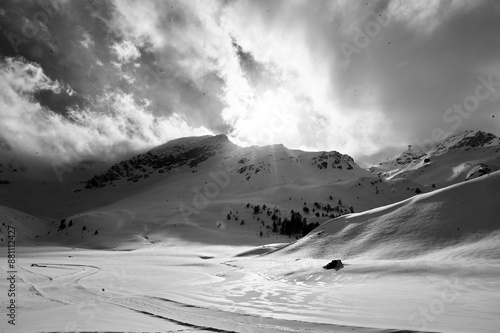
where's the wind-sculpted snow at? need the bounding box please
[274,171,500,260]
[16,257,410,333]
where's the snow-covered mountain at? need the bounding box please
[368,148,426,178]
[369,130,500,188]
[73,134,426,214]
[0,134,428,248]
[0,205,50,243]
[81,134,363,189]
[82,134,237,189]
[1,131,498,250]
[30,134,407,248]
[1,132,499,333]
[430,129,500,154]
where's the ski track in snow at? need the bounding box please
[17,263,406,333]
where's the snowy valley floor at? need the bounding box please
[1,245,499,333]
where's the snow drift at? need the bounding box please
[275,170,500,260]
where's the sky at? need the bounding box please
[1,0,500,167]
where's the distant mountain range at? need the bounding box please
[430,129,499,153]
[0,129,499,251]
[80,134,362,190]
[369,130,500,187]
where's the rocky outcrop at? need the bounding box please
[431,130,499,154]
[83,134,236,189]
[323,259,344,270]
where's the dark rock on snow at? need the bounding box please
[323,259,344,270]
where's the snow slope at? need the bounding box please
[274,170,500,260]
[2,134,415,218]
[1,135,430,249]
[3,245,440,333]
[369,130,500,189]
[0,135,499,333]
[0,205,51,243]
[369,148,426,178]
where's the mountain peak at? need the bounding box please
[82,134,237,189]
[214,133,229,140]
[431,130,499,154]
[386,149,426,166]
[150,134,231,155]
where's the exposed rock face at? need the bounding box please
[431,130,499,154]
[311,152,356,170]
[393,150,426,166]
[454,131,497,148]
[465,163,492,181]
[81,134,363,189]
[83,134,236,189]
[368,130,500,186]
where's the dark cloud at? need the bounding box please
[0,0,229,128]
[232,39,263,86]
[331,0,500,151]
[227,0,500,162]
[1,0,500,166]
[0,0,118,110]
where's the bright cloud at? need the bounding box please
[0,57,211,163]
[111,40,140,63]
[0,0,499,166]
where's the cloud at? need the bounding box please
[111,40,140,63]
[387,0,477,34]
[1,0,500,168]
[219,0,500,164]
[219,0,393,155]
[107,0,246,131]
[0,57,211,163]
[79,29,95,49]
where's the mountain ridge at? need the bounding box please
[83,134,237,189]
[81,134,362,190]
[369,129,500,187]
[430,129,500,154]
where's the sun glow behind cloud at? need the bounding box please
[0,0,499,166]
[219,0,393,155]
